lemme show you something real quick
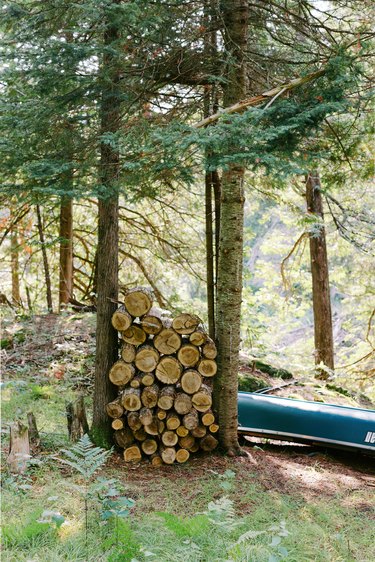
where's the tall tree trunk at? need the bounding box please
[10,220,21,306]
[306,171,334,378]
[59,197,73,310]
[205,171,215,339]
[204,0,220,340]
[214,0,248,455]
[92,3,121,447]
[36,204,53,313]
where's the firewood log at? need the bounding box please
[192,385,212,412]
[202,339,217,359]
[155,356,182,384]
[154,328,181,355]
[121,387,142,411]
[161,430,178,447]
[106,398,124,419]
[176,425,189,437]
[160,446,176,465]
[177,343,200,367]
[130,373,143,388]
[200,434,218,451]
[182,409,199,430]
[139,407,153,426]
[134,427,147,441]
[177,344,200,368]
[121,342,136,363]
[156,407,167,420]
[112,307,132,332]
[180,369,202,394]
[123,287,153,317]
[189,441,199,453]
[197,359,217,378]
[178,434,195,450]
[114,427,134,449]
[135,345,159,372]
[140,308,164,335]
[201,411,215,426]
[123,444,142,462]
[174,392,192,415]
[112,418,124,430]
[109,361,135,386]
[189,329,207,347]
[157,386,175,410]
[127,411,142,431]
[166,412,181,430]
[191,425,207,438]
[158,420,165,434]
[209,423,219,433]
[121,324,147,346]
[141,384,159,408]
[176,448,190,463]
[150,453,163,466]
[141,439,158,455]
[144,416,159,435]
[172,313,201,335]
[141,372,155,386]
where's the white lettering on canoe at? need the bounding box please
[364,431,375,443]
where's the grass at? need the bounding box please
[1,313,374,561]
[1,447,374,561]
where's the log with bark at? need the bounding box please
[106,288,219,464]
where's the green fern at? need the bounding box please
[59,434,111,479]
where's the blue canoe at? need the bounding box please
[238,392,375,453]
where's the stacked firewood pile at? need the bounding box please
[106,287,219,465]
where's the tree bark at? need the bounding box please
[306,171,334,377]
[214,0,248,455]
[92,2,121,447]
[205,170,216,339]
[10,221,21,306]
[36,204,53,312]
[59,197,73,310]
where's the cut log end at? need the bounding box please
[124,445,142,462]
[124,287,153,317]
[112,308,132,332]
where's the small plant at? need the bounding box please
[96,478,135,547]
[58,434,135,558]
[58,434,111,551]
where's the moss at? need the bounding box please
[238,373,268,392]
[254,361,293,380]
[90,424,113,450]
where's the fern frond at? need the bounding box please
[59,434,111,479]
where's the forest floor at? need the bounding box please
[1,312,375,561]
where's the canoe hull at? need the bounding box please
[238,392,375,453]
